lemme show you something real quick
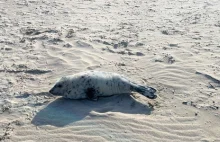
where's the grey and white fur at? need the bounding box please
[49,71,157,100]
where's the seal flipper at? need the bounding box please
[132,85,157,99]
[85,88,98,101]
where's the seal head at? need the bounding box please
[49,77,68,96]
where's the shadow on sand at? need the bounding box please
[31,93,153,127]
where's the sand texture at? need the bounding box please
[0,0,220,141]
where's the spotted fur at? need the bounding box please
[49,71,157,100]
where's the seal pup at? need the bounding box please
[49,71,157,100]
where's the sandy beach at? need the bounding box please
[0,0,220,141]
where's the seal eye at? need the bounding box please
[57,84,62,88]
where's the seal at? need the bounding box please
[49,71,157,100]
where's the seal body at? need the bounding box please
[49,71,157,100]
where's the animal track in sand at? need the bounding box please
[102,47,145,56]
[65,29,75,38]
[195,71,220,84]
[20,28,59,36]
[161,28,184,35]
[75,40,93,48]
[0,68,51,75]
[154,54,176,64]
[20,27,64,45]
[0,123,14,141]
[94,40,131,48]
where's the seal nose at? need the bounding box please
[49,88,53,94]
[151,95,157,99]
[147,94,157,99]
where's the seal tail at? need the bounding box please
[132,85,157,99]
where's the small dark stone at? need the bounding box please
[182,101,188,105]
[136,52,145,56]
[113,44,118,49]
[103,41,111,45]
[161,30,169,35]
[120,41,128,47]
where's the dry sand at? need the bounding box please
[0,0,220,141]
